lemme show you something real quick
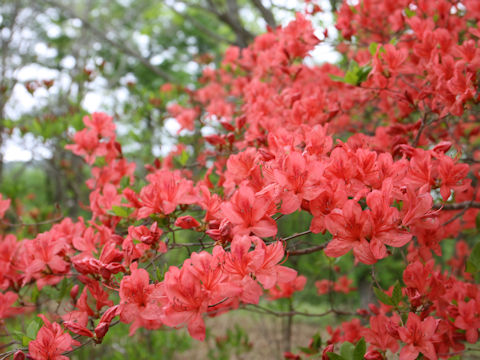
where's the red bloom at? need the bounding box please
[221,185,277,238]
[324,200,376,264]
[135,169,197,218]
[28,315,78,360]
[175,215,201,229]
[119,263,164,335]
[398,313,438,360]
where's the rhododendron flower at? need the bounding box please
[315,279,331,295]
[175,215,200,229]
[82,112,116,138]
[119,263,164,335]
[65,128,107,165]
[324,200,376,264]
[134,169,197,218]
[29,315,78,360]
[0,291,24,319]
[363,315,399,353]
[268,274,306,300]
[0,194,10,218]
[454,300,480,343]
[221,186,277,238]
[162,265,209,341]
[398,313,438,360]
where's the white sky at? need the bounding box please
[3,0,339,162]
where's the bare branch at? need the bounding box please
[281,230,312,242]
[250,0,277,28]
[288,243,328,256]
[433,201,480,210]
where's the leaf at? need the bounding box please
[328,353,345,360]
[369,42,378,56]
[353,338,366,360]
[404,7,416,18]
[299,346,317,355]
[312,332,322,351]
[110,205,134,218]
[340,342,355,359]
[344,71,359,86]
[373,287,393,306]
[22,335,32,346]
[391,281,402,306]
[178,150,189,166]
[466,242,480,273]
[26,319,41,339]
[329,74,346,82]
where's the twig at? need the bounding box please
[287,242,328,256]
[433,201,480,210]
[281,230,312,242]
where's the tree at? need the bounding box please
[2,0,480,360]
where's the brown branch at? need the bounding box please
[287,242,328,256]
[281,230,312,242]
[412,112,428,147]
[433,201,480,210]
[246,304,354,317]
[250,0,277,28]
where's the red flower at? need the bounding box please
[324,200,376,264]
[28,315,78,360]
[175,215,201,229]
[398,313,438,360]
[119,263,164,335]
[221,186,277,238]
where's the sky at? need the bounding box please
[3,0,339,162]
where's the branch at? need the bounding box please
[245,304,355,317]
[433,201,480,210]
[412,112,428,147]
[287,242,328,256]
[164,3,234,45]
[41,0,173,82]
[250,0,277,28]
[281,230,312,242]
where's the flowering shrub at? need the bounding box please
[2,0,480,359]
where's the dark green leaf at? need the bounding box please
[328,353,345,360]
[353,338,366,360]
[373,287,393,306]
[340,342,354,359]
[391,281,402,306]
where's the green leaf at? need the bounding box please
[312,332,322,351]
[178,150,189,166]
[340,342,355,359]
[22,335,32,346]
[26,319,41,339]
[353,338,366,360]
[328,353,345,360]
[466,260,477,274]
[344,71,359,85]
[357,65,372,84]
[373,287,393,306]
[110,205,134,218]
[391,281,402,306]
[466,242,480,273]
[404,7,416,18]
[329,74,346,82]
[369,42,378,56]
[299,346,317,355]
